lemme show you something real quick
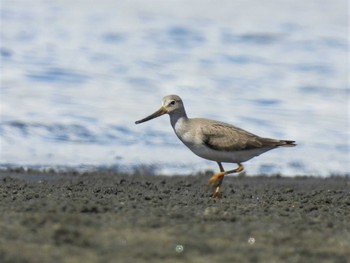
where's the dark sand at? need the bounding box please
[0,170,349,263]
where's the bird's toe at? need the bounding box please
[211,188,222,199]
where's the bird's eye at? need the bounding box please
[169,100,176,106]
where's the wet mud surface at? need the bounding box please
[0,171,349,263]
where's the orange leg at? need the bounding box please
[208,162,244,198]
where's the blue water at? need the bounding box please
[1,0,349,176]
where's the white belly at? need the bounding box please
[183,142,274,164]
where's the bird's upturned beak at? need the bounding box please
[135,107,167,124]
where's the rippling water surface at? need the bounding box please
[1,0,349,176]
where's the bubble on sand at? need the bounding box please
[248,237,255,245]
[175,244,184,253]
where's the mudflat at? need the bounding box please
[0,170,349,263]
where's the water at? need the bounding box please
[1,0,349,176]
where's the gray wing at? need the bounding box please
[201,122,283,151]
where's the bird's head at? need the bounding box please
[135,94,184,124]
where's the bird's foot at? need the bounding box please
[208,172,225,199]
[207,171,225,187]
[211,186,221,199]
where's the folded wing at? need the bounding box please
[201,122,295,151]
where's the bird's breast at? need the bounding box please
[173,119,202,145]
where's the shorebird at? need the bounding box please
[135,95,296,198]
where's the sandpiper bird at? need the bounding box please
[135,95,296,198]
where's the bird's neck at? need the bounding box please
[169,109,188,129]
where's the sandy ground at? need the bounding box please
[0,170,349,263]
